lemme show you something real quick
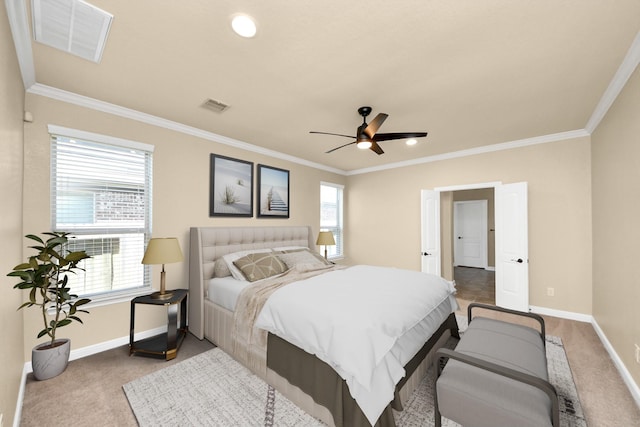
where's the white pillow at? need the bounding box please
[222,249,272,281]
[272,246,308,251]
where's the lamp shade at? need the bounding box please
[316,231,336,246]
[141,238,183,265]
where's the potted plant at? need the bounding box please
[8,232,91,380]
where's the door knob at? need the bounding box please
[510,258,524,263]
[457,236,462,239]
[422,252,431,256]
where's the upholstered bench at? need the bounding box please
[434,303,559,427]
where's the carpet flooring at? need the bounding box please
[20,300,640,426]
[124,335,586,426]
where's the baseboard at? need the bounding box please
[529,305,593,323]
[485,266,495,271]
[530,304,640,409]
[591,318,640,408]
[14,325,166,426]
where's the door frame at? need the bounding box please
[422,181,530,311]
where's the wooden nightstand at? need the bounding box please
[129,289,188,360]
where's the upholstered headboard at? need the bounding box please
[188,226,314,339]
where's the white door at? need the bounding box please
[420,189,441,275]
[453,200,488,268]
[495,182,529,311]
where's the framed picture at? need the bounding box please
[209,154,253,217]
[257,164,290,218]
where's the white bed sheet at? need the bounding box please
[255,265,458,426]
[207,277,250,311]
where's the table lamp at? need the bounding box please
[316,231,336,260]
[142,237,183,300]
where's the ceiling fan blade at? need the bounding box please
[310,131,355,139]
[326,141,357,153]
[372,132,428,142]
[363,113,389,138]
[369,141,384,155]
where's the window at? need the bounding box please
[50,125,153,301]
[320,182,344,259]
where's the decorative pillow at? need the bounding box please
[213,258,231,278]
[276,248,331,269]
[233,252,288,282]
[223,249,272,280]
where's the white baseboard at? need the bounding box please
[529,305,593,323]
[14,326,166,426]
[485,266,495,271]
[591,318,640,408]
[529,305,640,409]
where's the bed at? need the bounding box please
[189,225,459,427]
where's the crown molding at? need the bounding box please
[586,30,640,133]
[11,0,635,176]
[5,0,36,89]
[346,129,591,176]
[27,83,346,175]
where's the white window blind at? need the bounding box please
[320,182,344,259]
[50,129,153,298]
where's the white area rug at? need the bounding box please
[124,337,586,427]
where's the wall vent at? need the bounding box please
[201,98,230,113]
[32,0,113,63]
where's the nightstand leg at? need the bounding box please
[166,303,178,360]
[129,300,135,355]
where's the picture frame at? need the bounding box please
[257,164,290,218]
[209,154,253,217]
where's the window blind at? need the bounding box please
[51,132,153,298]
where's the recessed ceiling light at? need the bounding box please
[406,138,418,146]
[231,14,257,38]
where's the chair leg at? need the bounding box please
[434,374,442,427]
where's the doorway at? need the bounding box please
[452,190,494,304]
[421,182,529,311]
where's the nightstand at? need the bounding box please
[129,289,188,360]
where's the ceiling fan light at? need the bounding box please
[406,138,418,146]
[356,140,372,149]
[231,14,257,38]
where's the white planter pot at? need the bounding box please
[31,338,71,381]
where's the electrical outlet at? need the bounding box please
[635,344,640,364]
[547,287,555,297]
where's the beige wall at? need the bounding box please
[592,64,640,386]
[21,93,346,357]
[0,2,26,424]
[346,136,592,314]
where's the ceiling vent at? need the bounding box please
[32,0,113,63]
[201,98,230,113]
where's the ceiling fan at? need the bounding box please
[310,106,428,155]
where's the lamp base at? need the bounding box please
[150,290,174,300]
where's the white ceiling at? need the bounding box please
[9,0,640,173]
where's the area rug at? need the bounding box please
[124,337,587,427]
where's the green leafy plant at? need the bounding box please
[8,232,92,348]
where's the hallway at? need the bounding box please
[454,266,495,304]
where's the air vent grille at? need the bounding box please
[32,0,113,63]
[202,99,230,113]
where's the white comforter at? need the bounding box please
[254,265,458,425]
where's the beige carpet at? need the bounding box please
[123,336,585,426]
[19,300,640,426]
